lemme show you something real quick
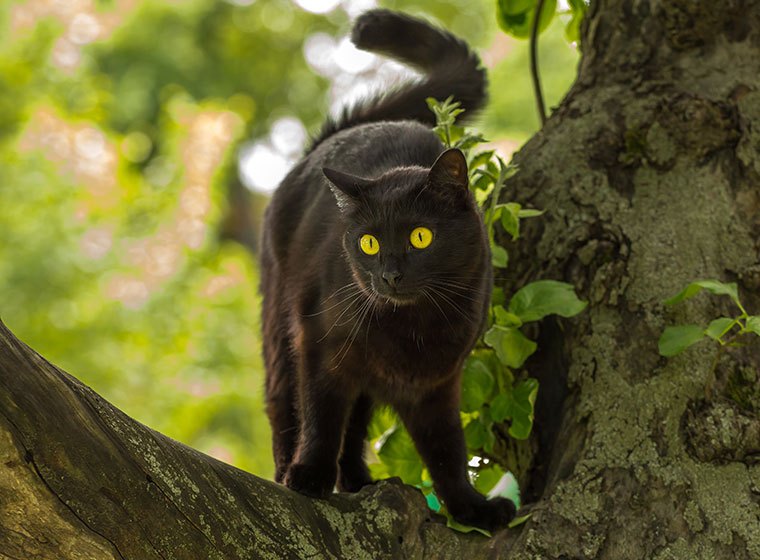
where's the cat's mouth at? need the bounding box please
[369,278,420,306]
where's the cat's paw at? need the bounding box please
[284,462,337,499]
[273,464,289,484]
[337,462,374,493]
[449,497,517,532]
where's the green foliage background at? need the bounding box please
[0,0,578,481]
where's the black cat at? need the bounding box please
[259,9,516,532]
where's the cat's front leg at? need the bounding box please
[284,372,355,499]
[398,385,516,532]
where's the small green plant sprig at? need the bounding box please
[659,280,760,397]
[367,97,586,534]
[429,94,586,446]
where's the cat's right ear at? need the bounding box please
[323,167,371,210]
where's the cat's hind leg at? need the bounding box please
[262,292,299,483]
[265,362,298,484]
[337,393,374,492]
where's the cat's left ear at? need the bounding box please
[323,167,371,210]
[427,148,469,194]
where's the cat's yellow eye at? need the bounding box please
[410,227,433,249]
[360,234,380,255]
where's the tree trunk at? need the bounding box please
[499,0,760,557]
[2,0,760,558]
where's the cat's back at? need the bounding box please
[314,120,443,177]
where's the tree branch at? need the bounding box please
[0,320,516,559]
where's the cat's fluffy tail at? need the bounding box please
[308,9,487,151]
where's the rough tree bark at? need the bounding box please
[500,0,760,557]
[2,0,760,558]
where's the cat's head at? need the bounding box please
[323,148,488,306]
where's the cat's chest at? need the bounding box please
[352,313,470,394]
[308,294,481,396]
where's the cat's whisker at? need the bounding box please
[428,280,483,302]
[421,288,454,330]
[428,284,486,296]
[317,291,367,341]
[302,283,363,317]
[427,286,472,324]
[331,293,375,368]
[336,293,372,325]
[429,276,487,291]
[364,293,379,350]
[430,273,487,282]
[427,280,470,299]
[328,281,360,298]
[337,295,371,346]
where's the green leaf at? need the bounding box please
[492,245,509,268]
[464,417,494,451]
[484,326,537,368]
[658,325,705,357]
[486,204,503,226]
[489,379,538,439]
[496,0,557,39]
[497,0,537,15]
[376,424,424,485]
[500,202,521,239]
[663,283,702,305]
[426,491,441,512]
[473,464,506,495]
[564,0,587,43]
[448,125,465,143]
[445,515,491,537]
[469,149,495,172]
[472,173,493,195]
[508,280,587,322]
[509,378,539,439]
[517,208,544,218]
[426,97,440,112]
[493,305,523,328]
[368,460,391,481]
[508,514,533,529]
[695,280,739,299]
[493,358,516,395]
[367,406,398,440]
[492,286,506,307]
[745,316,760,336]
[704,317,735,340]
[461,357,495,413]
[664,280,740,306]
[484,471,518,502]
[454,133,488,151]
[489,393,513,423]
[486,159,500,178]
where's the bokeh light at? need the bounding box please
[291,0,342,15]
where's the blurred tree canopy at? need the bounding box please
[0,0,577,480]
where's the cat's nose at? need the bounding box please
[382,269,402,288]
